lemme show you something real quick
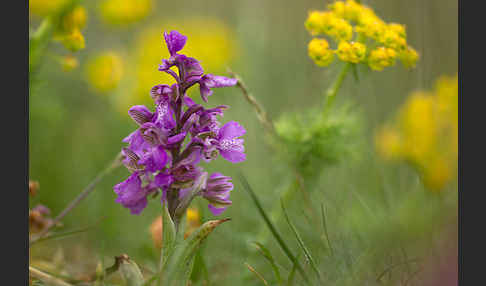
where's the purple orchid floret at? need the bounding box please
[114,30,244,218]
[202,173,234,215]
[164,30,187,57]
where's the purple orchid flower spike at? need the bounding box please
[114,30,245,222]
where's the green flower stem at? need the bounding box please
[324,62,352,113]
[29,17,58,93]
[229,69,275,137]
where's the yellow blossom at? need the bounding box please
[399,92,437,162]
[329,17,354,41]
[62,5,87,32]
[305,11,328,35]
[29,0,68,17]
[399,46,419,69]
[422,157,454,191]
[85,52,124,93]
[368,47,397,71]
[375,126,403,160]
[149,207,202,248]
[305,11,353,41]
[184,207,202,239]
[388,23,406,38]
[99,0,153,26]
[379,28,407,51]
[336,41,366,63]
[355,12,386,40]
[61,28,85,52]
[328,0,365,22]
[60,55,79,72]
[375,75,458,192]
[308,38,335,67]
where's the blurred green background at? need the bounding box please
[29,0,457,285]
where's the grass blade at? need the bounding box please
[281,200,322,282]
[245,262,269,286]
[320,203,334,256]
[237,172,311,285]
[286,253,301,286]
[31,216,107,245]
[252,242,282,285]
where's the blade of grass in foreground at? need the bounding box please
[286,253,301,286]
[237,172,311,285]
[252,241,283,285]
[245,262,269,286]
[281,200,322,282]
[321,203,334,256]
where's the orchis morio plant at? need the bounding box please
[113,30,245,226]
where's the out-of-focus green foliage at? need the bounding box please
[274,104,362,181]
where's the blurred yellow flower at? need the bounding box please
[374,125,403,160]
[375,74,458,192]
[60,54,79,72]
[62,5,87,32]
[399,46,419,69]
[60,28,85,52]
[85,52,124,93]
[184,207,202,239]
[29,0,68,17]
[52,5,88,53]
[99,0,153,26]
[115,18,238,113]
[150,207,202,248]
[308,38,334,67]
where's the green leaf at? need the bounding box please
[161,218,231,286]
[190,248,209,284]
[237,172,311,285]
[160,202,176,269]
[118,256,144,286]
[252,242,282,285]
[281,200,322,282]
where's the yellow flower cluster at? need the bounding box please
[99,0,153,26]
[305,0,418,70]
[375,74,458,191]
[53,5,88,52]
[85,52,124,93]
[60,54,79,72]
